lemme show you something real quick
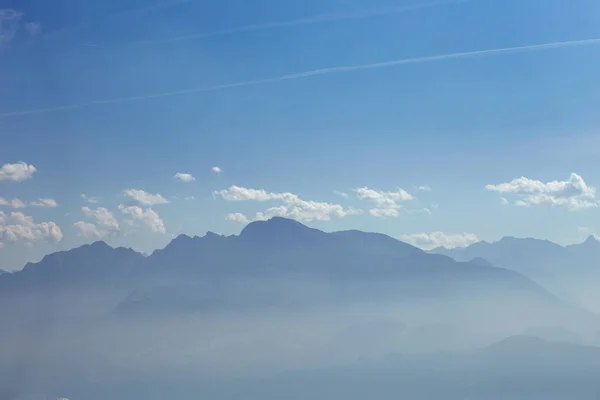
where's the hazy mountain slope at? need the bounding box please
[42,336,600,400]
[431,235,600,311]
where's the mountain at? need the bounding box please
[432,236,571,279]
[431,235,600,310]
[0,241,145,291]
[135,217,546,296]
[0,218,593,328]
[566,235,600,263]
[434,235,600,276]
[1,219,600,399]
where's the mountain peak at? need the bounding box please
[88,240,112,250]
[239,217,324,243]
[583,235,599,245]
[241,217,308,235]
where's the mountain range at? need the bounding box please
[2,217,600,399]
[431,234,600,310]
[0,217,594,331]
[0,217,548,299]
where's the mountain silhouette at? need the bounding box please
[0,218,587,324]
[433,235,600,278]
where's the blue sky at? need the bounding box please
[2,0,600,270]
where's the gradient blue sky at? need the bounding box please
[2,0,600,270]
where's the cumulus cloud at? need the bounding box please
[30,198,58,208]
[119,205,166,234]
[124,189,169,206]
[0,161,36,182]
[354,186,414,217]
[81,193,99,204]
[73,221,102,238]
[215,186,295,202]
[184,196,195,201]
[418,186,432,191]
[0,197,26,208]
[485,173,597,211]
[174,172,196,183]
[216,186,361,223]
[212,166,222,174]
[226,212,250,224]
[0,211,63,245]
[73,207,119,238]
[399,231,479,250]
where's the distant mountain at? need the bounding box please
[0,218,592,329]
[431,235,600,311]
[0,241,145,291]
[433,235,600,281]
[432,236,571,278]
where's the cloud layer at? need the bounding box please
[486,173,597,211]
[354,187,414,217]
[31,198,58,208]
[119,205,166,234]
[73,206,120,238]
[399,231,479,250]
[124,189,169,206]
[0,211,63,245]
[0,197,26,208]
[216,186,361,223]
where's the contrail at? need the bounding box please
[2,37,600,119]
[114,0,469,46]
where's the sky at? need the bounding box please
[2,0,600,270]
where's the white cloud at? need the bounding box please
[0,161,36,182]
[0,211,63,245]
[418,186,432,191]
[354,186,414,217]
[369,208,399,218]
[215,186,295,202]
[486,173,597,211]
[81,193,99,204]
[216,186,361,223]
[73,221,103,238]
[226,213,250,224]
[119,205,166,234]
[0,197,26,208]
[212,166,222,174]
[83,207,119,232]
[124,189,169,206]
[174,172,196,183]
[333,190,349,198]
[399,231,479,250]
[73,206,119,238]
[30,198,58,208]
[184,196,195,201]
